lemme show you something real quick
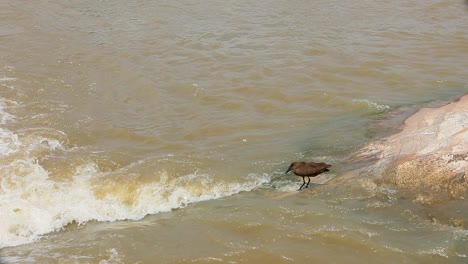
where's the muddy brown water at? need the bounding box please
[1,0,467,263]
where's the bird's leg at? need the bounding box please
[305,177,311,188]
[298,177,306,190]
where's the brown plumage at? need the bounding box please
[285,161,331,190]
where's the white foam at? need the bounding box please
[98,248,122,264]
[419,247,449,258]
[0,128,21,156]
[352,99,390,111]
[0,99,16,124]
[0,77,17,82]
[0,99,19,156]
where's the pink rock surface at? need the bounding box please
[353,95,467,205]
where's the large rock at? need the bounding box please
[352,95,467,205]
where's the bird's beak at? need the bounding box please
[285,165,292,174]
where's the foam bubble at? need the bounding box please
[419,247,449,258]
[98,248,122,264]
[352,99,390,112]
[0,77,17,82]
[0,128,21,156]
[0,99,16,124]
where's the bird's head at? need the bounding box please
[285,162,298,174]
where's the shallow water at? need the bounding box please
[1,0,467,263]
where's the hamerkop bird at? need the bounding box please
[285,161,331,190]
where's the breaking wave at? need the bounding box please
[0,97,270,248]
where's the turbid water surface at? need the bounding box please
[1,0,467,263]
